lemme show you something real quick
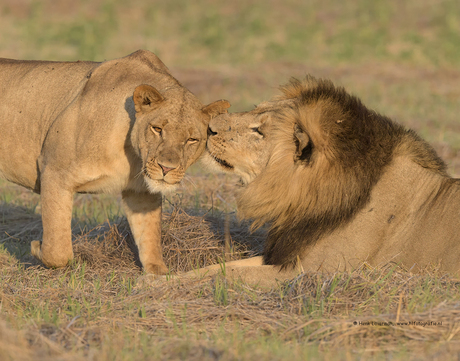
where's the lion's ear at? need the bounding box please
[133,84,165,114]
[294,124,313,163]
[202,100,231,119]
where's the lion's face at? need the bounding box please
[203,109,275,185]
[132,84,230,193]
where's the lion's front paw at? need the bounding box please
[143,262,169,275]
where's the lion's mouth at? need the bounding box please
[212,155,234,170]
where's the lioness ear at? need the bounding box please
[133,84,165,113]
[294,124,313,163]
[202,100,231,119]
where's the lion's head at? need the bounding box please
[131,84,230,193]
[203,97,299,185]
[205,76,446,268]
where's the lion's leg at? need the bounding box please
[148,257,303,289]
[122,190,168,275]
[173,256,301,288]
[217,265,301,288]
[173,256,264,279]
[196,256,264,272]
[31,175,74,268]
[180,256,263,280]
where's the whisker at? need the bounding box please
[135,168,145,180]
[182,174,197,190]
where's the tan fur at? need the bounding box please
[0,50,230,273]
[190,75,460,287]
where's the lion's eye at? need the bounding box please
[151,126,162,134]
[252,127,263,136]
[187,138,199,144]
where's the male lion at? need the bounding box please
[179,75,460,287]
[0,50,230,274]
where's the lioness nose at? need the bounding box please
[159,163,176,175]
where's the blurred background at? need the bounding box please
[1,0,459,173]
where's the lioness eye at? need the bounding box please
[187,138,199,144]
[151,126,162,134]
[252,127,263,136]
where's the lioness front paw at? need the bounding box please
[143,262,169,275]
[30,240,73,268]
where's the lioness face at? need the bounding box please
[204,110,273,184]
[141,109,207,192]
[132,85,230,193]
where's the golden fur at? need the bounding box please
[189,75,460,287]
[0,50,230,273]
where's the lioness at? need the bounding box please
[0,50,230,273]
[181,75,460,287]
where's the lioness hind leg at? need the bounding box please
[33,175,74,268]
[122,190,168,275]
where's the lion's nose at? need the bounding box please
[207,126,217,137]
[159,164,176,175]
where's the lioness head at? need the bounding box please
[132,84,230,193]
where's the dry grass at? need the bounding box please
[0,200,262,272]
[2,201,460,359]
[73,207,262,274]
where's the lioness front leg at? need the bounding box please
[31,174,74,267]
[122,190,168,274]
